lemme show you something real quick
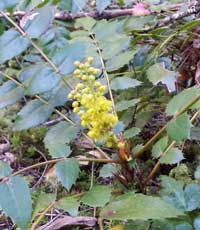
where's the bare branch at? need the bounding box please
[38,216,97,230]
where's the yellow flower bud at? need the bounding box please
[87,57,94,64]
[73,107,80,113]
[72,101,79,107]
[74,61,80,67]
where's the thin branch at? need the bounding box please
[144,110,200,185]
[91,34,117,116]
[2,2,199,23]
[0,10,73,89]
[133,94,200,158]
[2,157,119,179]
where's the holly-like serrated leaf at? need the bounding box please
[106,51,137,71]
[152,136,168,159]
[72,0,87,16]
[44,121,79,158]
[96,0,111,13]
[19,64,60,95]
[147,62,176,92]
[56,197,79,216]
[102,35,130,60]
[0,176,32,230]
[14,99,54,130]
[32,192,56,220]
[111,77,141,91]
[115,98,140,111]
[195,165,200,179]
[99,164,118,178]
[167,113,191,141]
[0,29,29,64]
[21,6,55,39]
[52,42,86,75]
[55,158,80,190]
[166,87,200,116]
[75,17,96,31]
[100,193,183,220]
[160,148,184,165]
[0,161,12,179]
[48,81,71,107]
[0,0,19,10]
[81,185,112,207]
[0,81,24,109]
[123,127,141,139]
[184,184,200,211]
[161,176,200,212]
[160,176,186,211]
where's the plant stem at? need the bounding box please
[31,202,55,230]
[6,157,119,179]
[133,94,200,159]
[91,34,117,116]
[144,110,200,185]
[0,70,111,159]
[0,10,73,89]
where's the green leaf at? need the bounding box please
[161,181,200,212]
[44,121,79,158]
[115,98,140,111]
[194,165,200,179]
[99,164,118,178]
[22,6,55,38]
[0,176,32,230]
[152,219,192,230]
[56,197,79,216]
[48,81,71,107]
[0,81,24,109]
[75,17,96,31]
[0,0,19,10]
[14,99,54,130]
[106,51,137,71]
[124,15,156,31]
[152,136,168,159]
[166,87,200,116]
[160,176,186,211]
[19,64,60,95]
[55,158,80,190]
[0,161,12,179]
[39,26,69,55]
[167,113,191,141]
[194,216,200,230]
[96,0,111,13]
[123,127,141,139]
[102,35,130,60]
[111,77,141,91]
[52,42,86,75]
[160,148,184,165]
[179,19,200,32]
[32,192,56,220]
[0,29,29,64]
[100,193,183,220]
[184,184,200,211]
[81,185,112,207]
[147,62,176,92]
[72,0,87,15]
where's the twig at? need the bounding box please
[38,216,97,230]
[91,34,117,116]
[31,147,48,190]
[31,202,55,230]
[133,94,200,158]
[1,1,199,23]
[144,110,200,185]
[0,157,119,180]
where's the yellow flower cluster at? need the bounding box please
[68,57,118,147]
